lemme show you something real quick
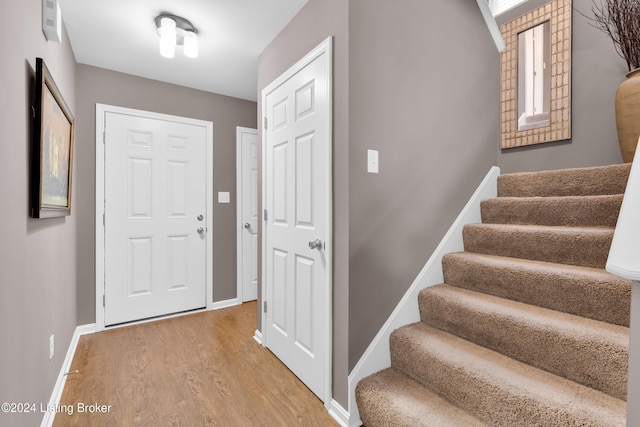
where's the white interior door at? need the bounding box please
[262,37,332,402]
[237,127,258,302]
[102,109,210,326]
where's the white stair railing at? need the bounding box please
[606,139,640,425]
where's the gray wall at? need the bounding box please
[496,0,627,172]
[257,0,350,406]
[0,1,78,426]
[75,65,257,324]
[348,0,499,370]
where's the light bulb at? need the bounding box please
[159,17,176,58]
[183,31,198,58]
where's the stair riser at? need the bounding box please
[390,325,626,427]
[497,163,631,197]
[481,196,622,227]
[419,286,628,400]
[442,253,631,326]
[463,225,613,269]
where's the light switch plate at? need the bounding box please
[367,150,379,173]
[218,192,230,203]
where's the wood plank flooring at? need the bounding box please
[53,302,339,427]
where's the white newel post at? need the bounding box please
[605,138,640,425]
[629,282,640,425]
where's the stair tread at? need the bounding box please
[442,252,631,326]
[481,194,623,227]
[444,251,623,279]
[391,323,626,426]
[422,283,628,341]
[463,223,614,269]
[497,163,631,197]
[419,284,628,399]
[356,368,488,427]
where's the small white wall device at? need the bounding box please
[42,0,62,43]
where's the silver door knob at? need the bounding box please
[309,239,323,250]
[244,223,251,229]
[197,227,205,235]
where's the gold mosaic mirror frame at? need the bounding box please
[500,0,572,149]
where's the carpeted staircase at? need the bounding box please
[356,163,633,426]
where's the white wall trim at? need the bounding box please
[211,298,241,311]
[476,0,506,52]
[328,399,350,427]
[41,324,96,427]
[345,166,500,426]
[95,104,214,330]
[253,329,263,345]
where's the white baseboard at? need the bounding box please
[328,399,350,427]
[345,166,500,426]
[210,298,241,311]
[253,329,263,345]
[41,323,96,427]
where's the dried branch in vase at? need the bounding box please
[588,0,640,71]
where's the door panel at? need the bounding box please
[104,112,207,326]
[128,158,152,218]
[295,133,315,226]
[273,143,289,224]
[167,161,188,217]
[128,237,152,296]
[294,254,314,354]
[272,248,289,333]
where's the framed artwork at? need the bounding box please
[31,57,75,218]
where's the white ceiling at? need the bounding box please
[58,0,309,101]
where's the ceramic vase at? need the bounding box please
[615,68,640,162]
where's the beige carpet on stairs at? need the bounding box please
[356,163,632,427]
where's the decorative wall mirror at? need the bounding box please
[500,0,572,149]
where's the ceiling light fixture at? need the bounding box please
[155,13,198,59]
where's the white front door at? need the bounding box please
[237,127,259,302]
[262,37,332,401]
[102,108,211,326]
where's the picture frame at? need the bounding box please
[499,0,572,149]
[31,57,75,218]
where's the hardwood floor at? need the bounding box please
[53,302,339,426]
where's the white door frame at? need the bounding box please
[95,104,214,331]
[260,36,333,405]
[236,126,258,303]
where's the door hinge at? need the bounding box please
[263,117,268,130]
[103,213,105,226]
[103,294,105,307]
[263,209,268,221]
[263,301,267,313]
